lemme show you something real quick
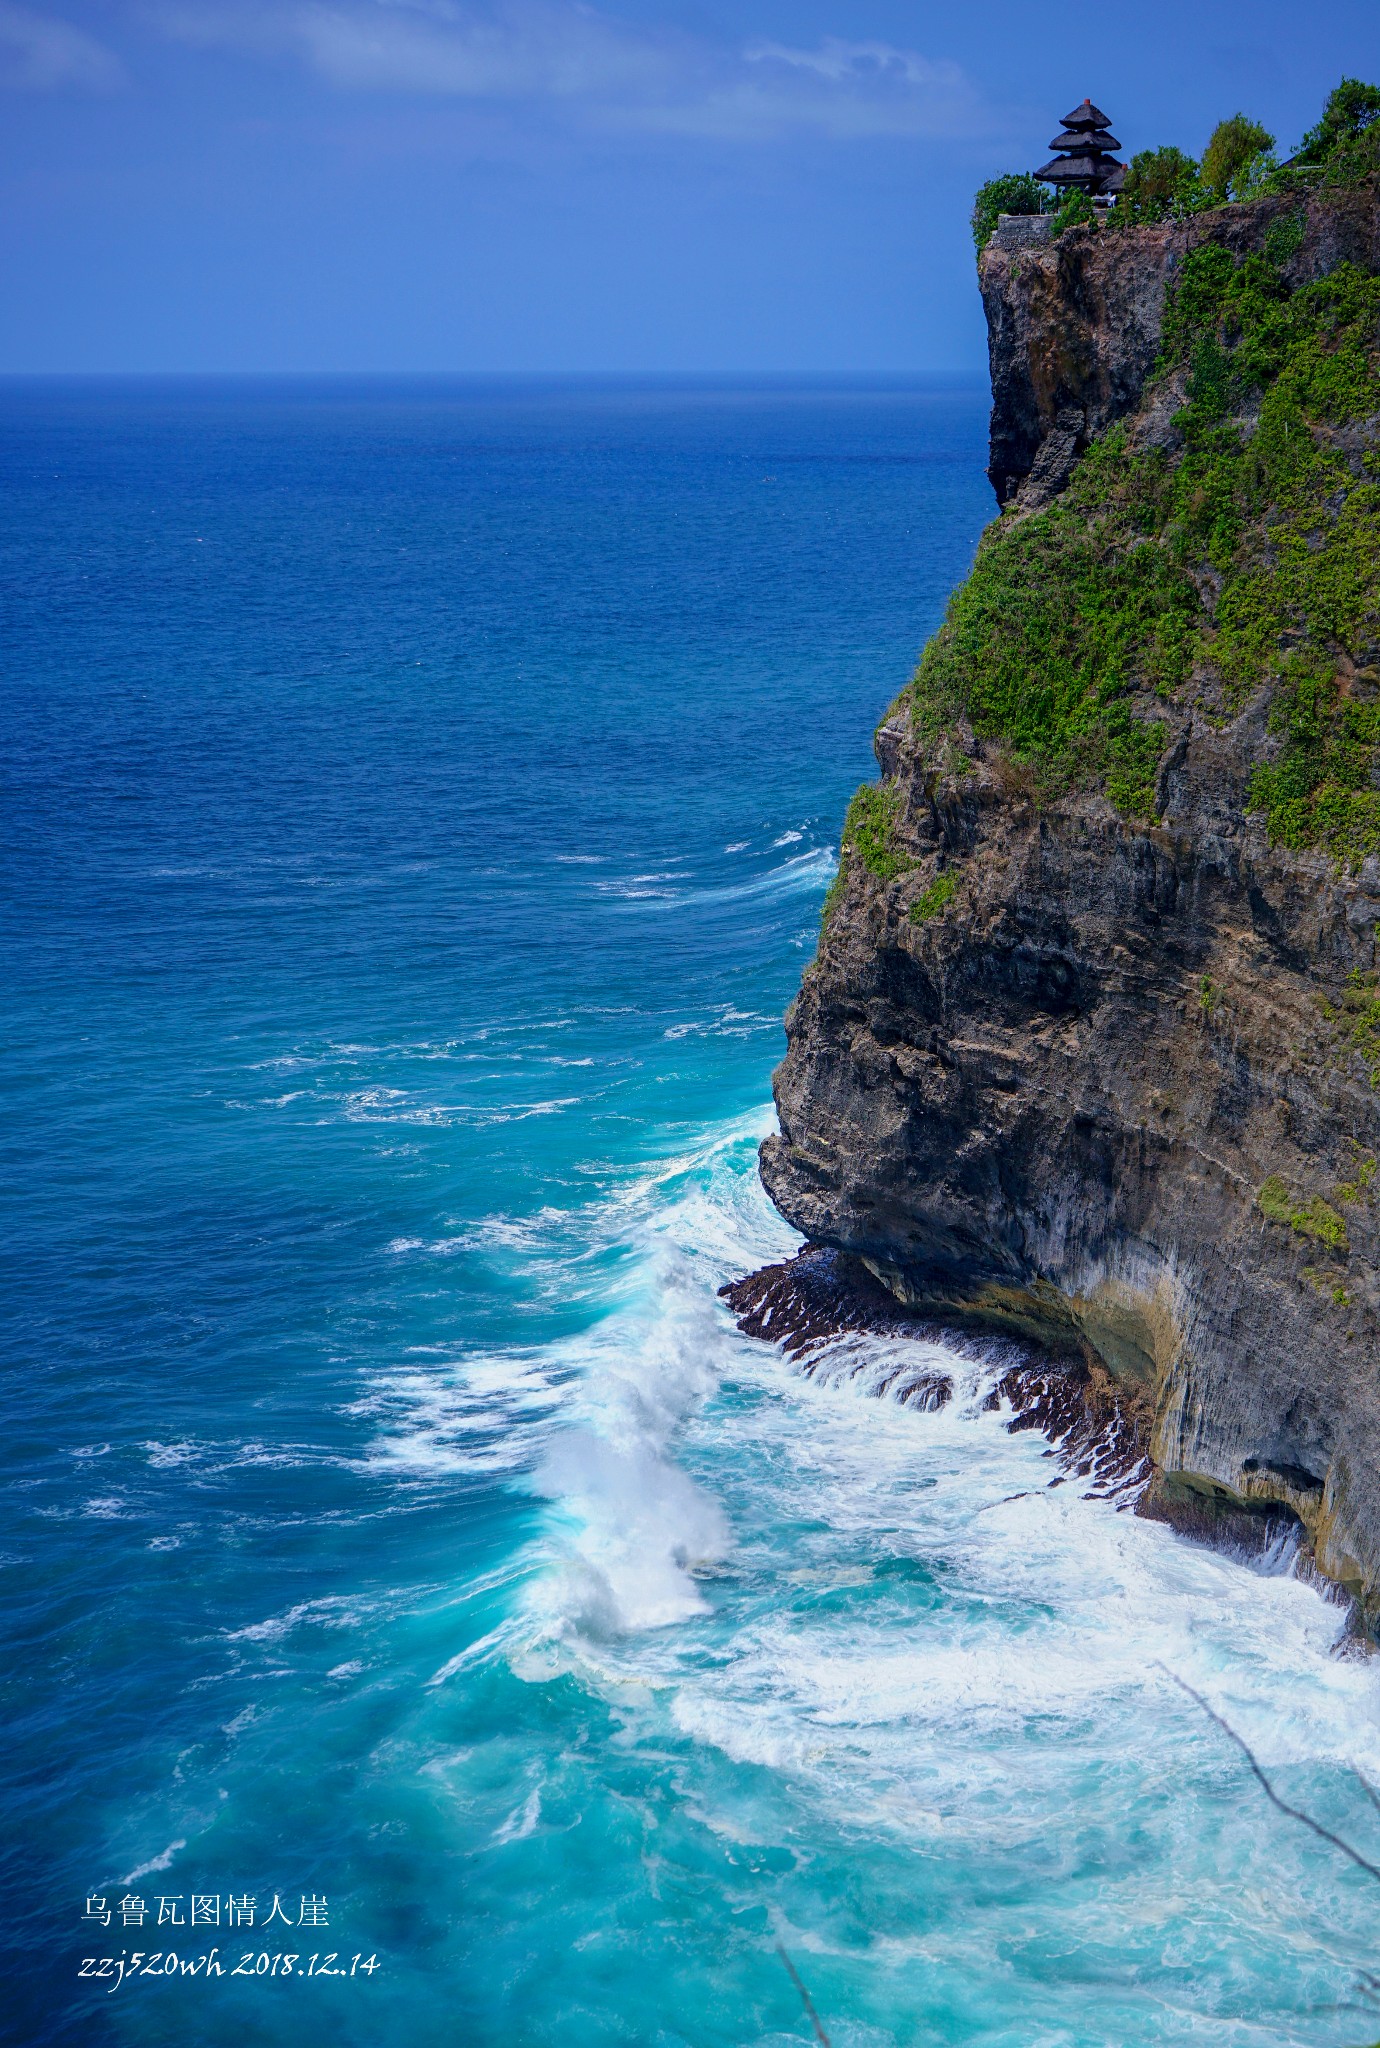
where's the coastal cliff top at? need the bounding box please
[891,174,1380,883]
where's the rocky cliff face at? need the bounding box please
[983,186,1380,505]
[760,180,1380,1623]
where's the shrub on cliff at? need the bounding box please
[1200,114,1276,202]
[1295,77,1380,171]
[823,784,910,925]
[908,446,1181,816]
[971,173,1050,252]
[1115,145,1205,225]
[1157,246,1380,860]
[1258,77,1380,193]
[1046,190,1099,239]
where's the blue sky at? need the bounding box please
[0,0,1375,371]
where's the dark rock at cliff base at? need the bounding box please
[721,1244,1153,1501]
[721,1241,938,1361]
[762,178,1380,1628]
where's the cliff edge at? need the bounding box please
[760,178,1380,1622]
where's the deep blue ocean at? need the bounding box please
[5,376,1380,2048]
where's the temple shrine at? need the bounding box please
[1035,100,1126,196]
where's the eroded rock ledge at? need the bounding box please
[721,1243,1325,1575]
[720,1242,1152,1503]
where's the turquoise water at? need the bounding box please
[5,376,1380,2048]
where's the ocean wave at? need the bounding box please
[464,1104,1380,1917]
[341,1087,584,1126]
[121,1840,187,1885]
[356,1352,569,1480]
[360,1086,1380,1877]
[676,846,835,910]
[663,1006,777,1040]
[594,847,834,914]
[224,1595,371,1645]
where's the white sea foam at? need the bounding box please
[225,1595,368,1645]
[483,1103,1380,1901]
[366,1088,1380,1861]
[428,1620,525,1686]
[645,1377,1374,1860]
[122,1840,187,1884]
[350,1087,1380,2023]
[593,848,833,916]
[531,1415,732,1634]
[144,1440,200,1468]
[664,1006,777,1041]
[492,1785,542,1843]
[662,848,835,912]
[494,1123,789,1645]
[357,1352,568,1478]
[341,1088,582,1127]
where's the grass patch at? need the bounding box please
[910,870,960,925]
[1319,968,1380,1083]
[1257,1174,1350,1249]
[1303,1266,1352,1305]
[843,785,910,881]
[822,783,911,927]
[1337,1147,1377,1201]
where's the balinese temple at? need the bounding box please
[1035,99,1125,196]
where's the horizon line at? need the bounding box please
[0,366,986,386]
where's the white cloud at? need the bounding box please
[153,0,681,99]
[652,38,984,140]
[288,0,675,100]
[150,0,989,141]
[0,2,125,88]
[747,37,962,93]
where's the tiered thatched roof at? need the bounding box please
[1035,99,1125,195]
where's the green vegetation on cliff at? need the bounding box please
[971,80,1380,251]
[910,202,1380,846]
[822,783,908,922]
[1201,116,1276,203]
[840,784,908,880]
[970,173,1049,252]
[1293,78,1380,184]
[909,870,959,924]
[970,172,1096,252]
[1257,1173,1349,1250]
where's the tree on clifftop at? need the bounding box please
[1295,76,1380,165]
[1201,114,1275,201]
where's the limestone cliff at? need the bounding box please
[759,178,1380,1623]
[982,185,1380,506]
